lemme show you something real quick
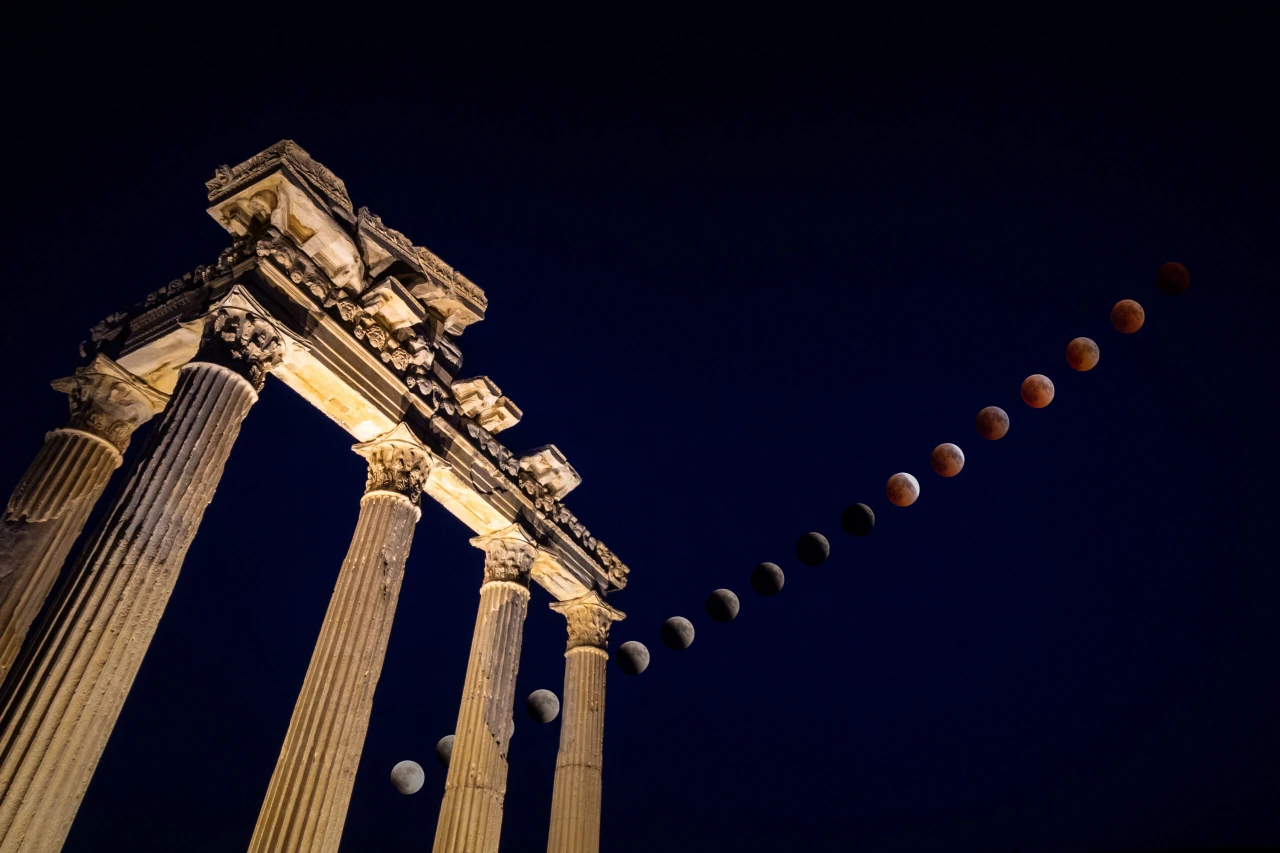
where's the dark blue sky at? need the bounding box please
[2,14,1276,852]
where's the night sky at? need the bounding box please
[3,14,1276,853]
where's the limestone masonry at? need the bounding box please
[0,141,628,853]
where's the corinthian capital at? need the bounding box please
[51,355,169,453]
[470,524,538,585]
[549,590,626,652]
[186,285,301,391]
[352,422,437,505]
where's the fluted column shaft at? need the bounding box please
[0,357,165,680]
[546,592,623,853]
[0,289,286,853]
[249,423,434,853]
[433,526,537,853]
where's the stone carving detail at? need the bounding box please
[472,525,537,585]
[53,356,169,453]
[206,140,352,213]
[353,422,436,505]
[452,377,522,434]
[357,207,488,313]
[518,445,580,499]
[198,307,285,391]
[549,591,625,651]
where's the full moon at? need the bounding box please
[1066,337,1099,371]
[930,443,964,477]
[390,760,425,794]
[795,532,830,566]
[616,641,650,675]
[1111,299,1145,334]
[660,616,695,651]
[1020,374,1055,408]
[976,406,1009,440]
[525,689,560,724]
[840,503,875,536]
[705,589,740,623]
[435,735,455,768]
[750,562,785,596]
[1156,262,1189,295]
[886,473,920,507]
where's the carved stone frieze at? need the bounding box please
[549,591,625,651]
[452,377,522,434]
[353,422,437,505]
[518,445,581,499]
[472,524,537,585]
[206,140,352,213]
[51,355,169,453]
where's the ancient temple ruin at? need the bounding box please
[0,140,628,853]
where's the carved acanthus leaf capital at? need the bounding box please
[549,590,626,651]
[51,355,169,453]
[471,524,538,585]
[186,285,302,391]
[352,422,437,505]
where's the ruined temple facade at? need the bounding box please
[0,141,627,853]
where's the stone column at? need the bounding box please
[433,525,538,853]
[249,423,435,853]
[545,591,624,853]
[0,286,289,852]
[0,356,167,681]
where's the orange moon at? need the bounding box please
[885,472,920,507]
[930,443,964,477]
[1111,299,1145,334]
[1156,262,1189,295]
[975,406,1009,440]
[1066,337,1099,371]
[1021,374,1054,408]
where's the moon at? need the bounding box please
[705,589,740,623]
[390,759,425,794]
[660,616,695,650]
[1111,299,1145,334]
[750,562,785,596]
[435,735,455,768]
[975,406,1009,440]
[840,503,875,536]
[885,473,920,507]
[1066,337,1099,371]
[525,689,560,724]
[1020,374,1055,408]
[616,641,650,675]
[1156,262,1189,295]
[930,443,964,477]
[795,532,830,566]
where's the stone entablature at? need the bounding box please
[73,141,630,596]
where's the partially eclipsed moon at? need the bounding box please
[1021,374,1055,408]
[930,443,964,477]
[1111,299,1145,334]
[1066,337,1099,371]
[886,473,920,506]
[976,406,1009,440]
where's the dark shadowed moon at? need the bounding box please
[795,532,830,566]
[976,406,1009,440]
[1156,262,1189,295]
[435,735,455,768]
[1111,299,1145,333]
[750,562,785,596]
[616,641,650,675]
[1066,337,1099,371]
[840,503,875,536]
[1020,374,1055,408]
[886,472,920,506]
[705,589,740,622]
[390,760,425,794]
[930,444,964,477]
[526,689,560,724]
[660,616,695,650]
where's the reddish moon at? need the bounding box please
[885,472,920,507]
[930,443,964,477]
[1021,374,1054,408]
[1111,299,1145,334]
[1066,337,1099,372]
[1156,262,1189,296]
[975,406,1009,440]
